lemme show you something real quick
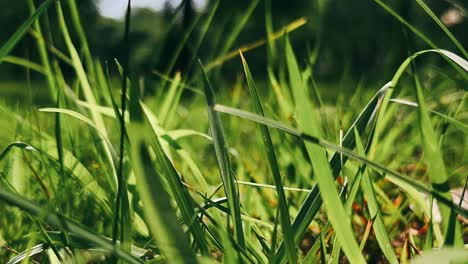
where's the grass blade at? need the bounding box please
[284,36,365,263]
[0,0,54,62]
[409,58,462,246]
[128,123,196,263]
[55,0,118,190]
[240,52,296,263]
[414,0,467,58]
[354,129,398,264]
[199,60,245,250]
[141,104,209,255]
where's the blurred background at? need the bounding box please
[0,0,466,96]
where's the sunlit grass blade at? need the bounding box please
[0,0,54,63]
[284,36,365,263]
[159,72,182,126]
[65,0,96,83]
[27,0,57,98]
[198,60,245,250]
[240,52,296,263]
[0,188,141,264]
[354,129,398,264]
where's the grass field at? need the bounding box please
[0,0,467,263]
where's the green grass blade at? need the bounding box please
[219,0,260,57]
[128,123,196,264]
[198,60,245,250]
[414,0,467,58]
[354,129,398,264]
[284,36,365,263]
[409,59,462,246]
[113,0,132,256]
[141,104,209,255]
[27,0,57,98]
[65,0,96,83]
[0,0,54,63]
[2,56,46,74]
[55,0,118,190]
[240,52,296,263]
[374,0,467,81]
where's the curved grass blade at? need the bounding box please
[0,0,54,62]
[284,37,365,264]
[240,52,296,263]
[0,142,36,161]
[198,60,245,250]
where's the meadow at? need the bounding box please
[0,0,467,263]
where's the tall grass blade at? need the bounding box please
[240,52,296,263]
[141,105,209,255]
[409,59,462,246]
[284,36,365,263]
[113,0,132,256]
[55,1,118,190]
[198,60,245,249]
[127,125,197,263]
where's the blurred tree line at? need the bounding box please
[0,0,466,83]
